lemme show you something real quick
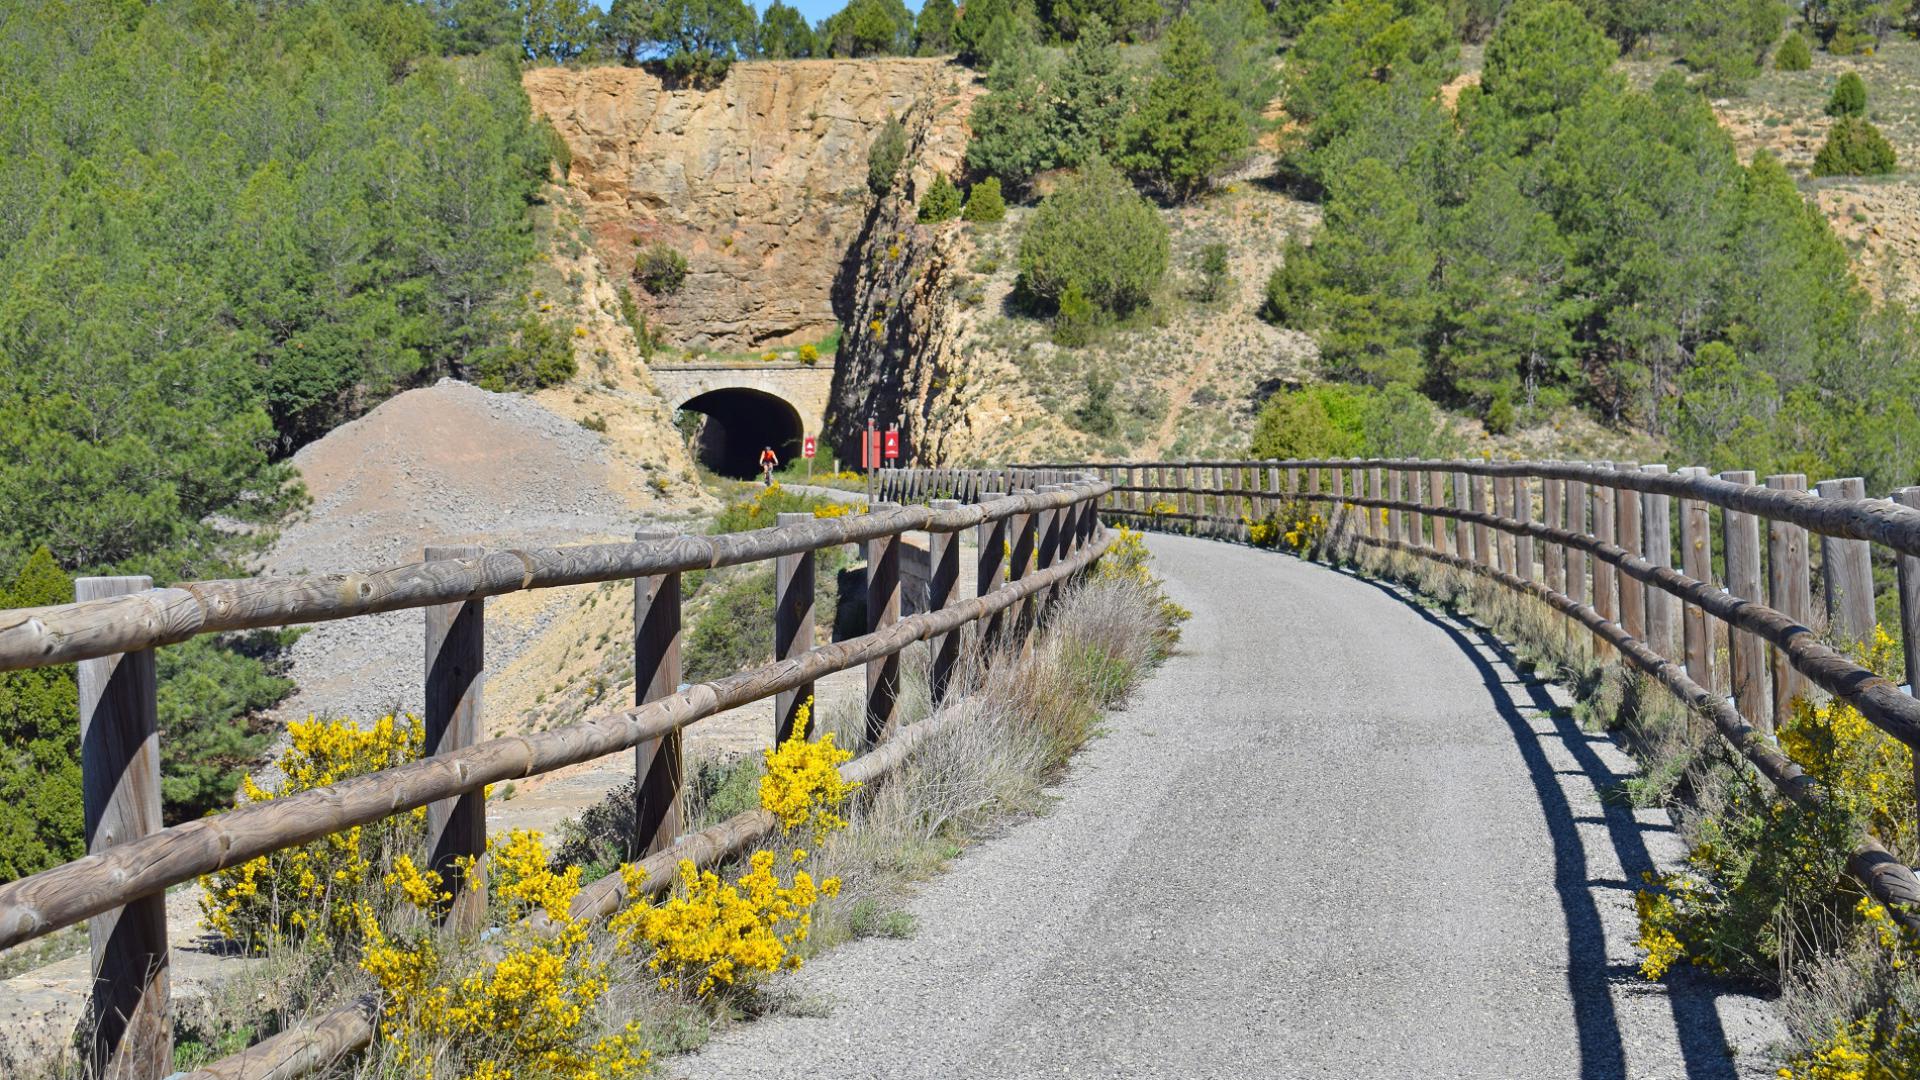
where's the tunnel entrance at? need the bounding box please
[677,388,805,479]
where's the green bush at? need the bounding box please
[683,565,777,684]
[635,244,688,295]
[1194,242,1230,302]
[0,549,82,882]
[963,177,1008,223]
[1826,71,1867,117]
[1812,116,1897,176]
[1249,383,1455,460]
[468,317,577,392]
[1016,158,1168,320]
[867,113,909,196]
[1117,14,1249,202]
[1053,281,1096,346]
[918,173,962,222]
[1073,371,1118,433]
[1775,30,1811,70]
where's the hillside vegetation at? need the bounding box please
[0,0,566,873]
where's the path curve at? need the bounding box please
[673,533,1782,1079]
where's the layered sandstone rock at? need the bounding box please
[525,59,980,352]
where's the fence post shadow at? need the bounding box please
[1335,566,1741,1080]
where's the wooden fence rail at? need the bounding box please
[1044,457,1920,937]
[0,480,1109,1080]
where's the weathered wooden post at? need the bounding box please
[1817,477,1877,646]
[1428,468,1449,555]
[1766,474,1812,729]
[1641,465,1676,660]
[927,499,964,707]
[1367,466,1384,543]
[1009,491,1040,652]
[1035,485,1064,611]
[1676,468,1715,693]
[77,575,170,1080]
[1543,476,1564,593]
[866,503,902,746]
[977,490,1010,653]
[1492,475,1514,572]
[1720,471,1771,729]
[1387,468,1403,544]
[1565,476,1588,616]
[774,514,816,743]
[423,544,485,930]
[1612,464,1645,643]
[1899,488,1920,696]
[1591,465,1617,651]
[1469,473,1490,567]
[1512,474,1534,583]
[633,529,683,854]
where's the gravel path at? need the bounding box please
[672,533,1784,1080]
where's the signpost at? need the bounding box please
[802,434,815,485]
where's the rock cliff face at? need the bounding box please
[525,59,979,352]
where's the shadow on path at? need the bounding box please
[1338,568,1739,1080]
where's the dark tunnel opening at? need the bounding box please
[677,388,805,479]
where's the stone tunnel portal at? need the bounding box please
[678,387,805,479]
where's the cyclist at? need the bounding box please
[758,446,778,486]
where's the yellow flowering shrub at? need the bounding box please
[1779,1013,1920,1080]
[200,714,425,950]
[611,851,836,996]
[798,343,820,364]
[1779,628,1915,852]
[758,698,857,841]
[360,829,649,1080]
[1094,527,1190,645]
[812,502,853,518]
[609,711,851,997]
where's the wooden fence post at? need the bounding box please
[928,500,964,706]
[423,544,485,931]
[1817,477,1877,646]
[1469,473,1490,567]
[1368,466,1384,543]
[1591,465,1617,642]
[77,575,170,1080]
[1008,491,1040,651]
[1543,477,1564,593]
[1676,468,1716,694]
[633,529,683,855]
[1489,472,1505,572]
[1513,474,1534,583]
[1614,464,1645,643]
[866,503,902,746]
[1766,474,1812,729]
[1428,469,1449,555]
[1719,471,1771,730]
[1564,477,1588,615]
[977,491,1010,654]
[1641,465,1676,660]
[1387,468,1403,543]
[1899,487,1920,696]
[774,514,816,743]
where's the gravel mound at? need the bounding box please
[260,378,647,728]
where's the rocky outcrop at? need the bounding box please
[525,59,980,352]
[826,134,1056,466]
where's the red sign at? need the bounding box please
[802,435,816,459]
[883,427,900,460]
[863,428,881,469]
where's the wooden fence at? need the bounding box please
[1011,457,1920,936]
[0,481,1110,1080]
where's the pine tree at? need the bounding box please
[1294,157,1435,388]
[1117,15,1248,202]
[1016,158,1168,318]
[1813,115,1897,176]
[964,42,1058,192]
[1827,71,1867,117]
[1047,19,1134,167]
[914,0,956,55]
[0,549,82,880]
[918,173,963,222]
[962,177,1009,222]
